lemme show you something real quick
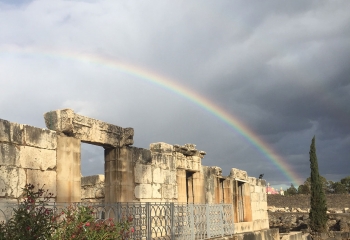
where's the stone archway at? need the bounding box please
[44,109,134,203]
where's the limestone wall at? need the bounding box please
[81,175,105,202]
[267,194,350,209]
[0,109,271,234]
[249,177,269,231]
[0,118,57,202]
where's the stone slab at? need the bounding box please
[81,175,105,186]
[23,125,57,149]
[150,142,173,153]
[152,183,161,199]
[26,169,57,197]
[134,163,152,184]
[0,119,23,145]
[162,184,174,199]
[0,166,26,198]
[0,143,20,167]
[44,109,133,147]
[134,184,152,199]
[153,167,164,184]
[230,168,248,181]
[19,146,56,170]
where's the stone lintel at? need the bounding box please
[230,168,248,181]
[44,109,134,147]
[173,143,206,158]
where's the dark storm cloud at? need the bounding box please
[1,0,350,189]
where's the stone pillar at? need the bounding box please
[187,172,194,203]
[105,146,134,202]
[176,169,187,203]
[193,171,205,203]
[243,183,253,222]
[223,179,232,204]
[56,135,81,202]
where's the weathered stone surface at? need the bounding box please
[153,168,164,184]
[81,175,105,201]
[56,135,81,202]
[134,184,152,199]
[0,119,23,145]
[19,146,56,170]
[44,109,133,147]
[23,125,57,149]
[174,152,201,172]
[164,170,176,185]
[152,183,161,199]
[150,142,173,153]
[81,175,104,186]
[0,166,26,198]
[162,184,174,199]
[152,153,175,170]
[26,169,57,197]
[134,163,152,184]
[0,143,20,166]
[173,143,206,158]
[230,168,248,181]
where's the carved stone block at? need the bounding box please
[44,109,134,147]
[152,183,162,199]
[0,166,26,198]
[150,142,173,153]
[0,119,23,145]
[23,125,57,149]
[134,163,152,184]
[173,143,206,158]
[19,146,56,171]
[230,168,248,181]
[134,184,152,199]
[153,167,164,184]
[26,169,57,197]
[0,143,20,167]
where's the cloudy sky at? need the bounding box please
[1,0,349,189]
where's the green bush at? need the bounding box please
[0,184,58,240]
[0,184,133,240]
[51,205,133,240]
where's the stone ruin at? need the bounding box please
[0,108,269,234]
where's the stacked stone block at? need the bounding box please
[81,175,105,202]
[0,119,57,202]
[249,177,269,231]
[134,143,177,202]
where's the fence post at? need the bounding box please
[220,204,224,237]
[189,204,195,240]
[146,202,151,240]
[206,205,211,239]
[170,203,174,239]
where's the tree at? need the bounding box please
[304,176,332,193]
[340,176,350,193]
[298,184,310,194]
[331,182,347,194]
[286,184,298,195]
[309,136,328,233]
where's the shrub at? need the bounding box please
[51,205,133,240]
[0,184,58,240]
[0,184,133,240]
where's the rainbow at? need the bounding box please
[1,46,302,185]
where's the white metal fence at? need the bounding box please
[0,202,235,240]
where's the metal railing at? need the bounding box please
[0,202,234,240]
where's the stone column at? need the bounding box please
[193,171,205,203]
[223,179,232,204]
[56,135,81,202]
[105,146,134,202]
[176,169,187,203]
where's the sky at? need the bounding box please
[1,0,349,190]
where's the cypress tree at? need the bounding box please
[309,136,327,233]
